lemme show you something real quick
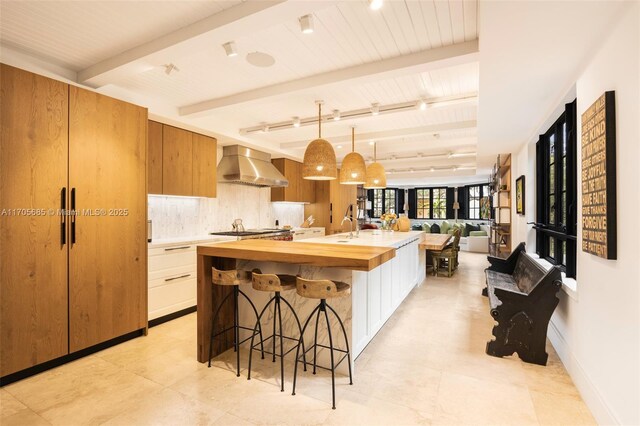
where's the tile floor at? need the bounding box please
[0,252,595,425]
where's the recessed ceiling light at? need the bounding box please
[370,103,380,115]
[332,109,341,121]
[292,117,301,128]
[369,0,384,10]
[336,145,343,149]
[369,140,375,146]
[222,41,237,57]
[299,14,314,34]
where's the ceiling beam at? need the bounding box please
[279,120,477,149]
[179,40,479,116]
[77,1,336,87]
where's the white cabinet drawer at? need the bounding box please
[149,265,195,287]
[148,278,196,320]
[148,249,196,273]
[148,244,196,257]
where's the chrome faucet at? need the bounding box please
[341,216,354,239]
[343,203,360,237]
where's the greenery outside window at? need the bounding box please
[414,187,446,219]
[468,184,490,219]
[370,189,398,218]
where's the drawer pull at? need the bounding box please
[164,274,191,282]
[164,246,191,251]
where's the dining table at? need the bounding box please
[419,234,453,275]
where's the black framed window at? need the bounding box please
[467,184,490,219]
[416,189,430,218]
[369,189,398,218]
[432,188,447,219]
[372,189,384,218]
[384,189,397,214]
[536,100,577,278]
[413,187,446,219]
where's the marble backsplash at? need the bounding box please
[148,184,305,239]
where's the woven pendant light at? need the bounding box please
[364,142,387,189]
[302,101,337,180]
[339,127,367,185]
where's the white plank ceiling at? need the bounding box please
[0,0,484,185]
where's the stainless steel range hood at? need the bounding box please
[217,145,288,187]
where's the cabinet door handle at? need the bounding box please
[164,274,191,282]
[164,245,191,251]
[60,187,66,246]
[70,188,76,245]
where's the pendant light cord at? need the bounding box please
[318,103,322,138]
[352,127,355,152]
[374,142,377,161]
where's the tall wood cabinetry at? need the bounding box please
[304,174,357,234]
[0,64,148,377]
[148,121,217,198]
[270,158,315,203]
[0,64,70,376]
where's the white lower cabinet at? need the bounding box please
[148,244,197,321]
[147,238,233,321]
[292,227,325,240]
[351,236,423,357]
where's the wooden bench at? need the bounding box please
[483,243,563,365]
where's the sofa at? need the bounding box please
[411,220,490,253]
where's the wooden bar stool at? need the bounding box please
[291,277,353,409]
[247,272,307,391]
[208,267,265,377]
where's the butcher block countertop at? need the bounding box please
[197,239,396,271]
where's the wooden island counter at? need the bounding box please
[197,231,425,374]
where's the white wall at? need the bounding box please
[511,5,640,424]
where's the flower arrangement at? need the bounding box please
[380,212,397,231]
[380,212,397,222]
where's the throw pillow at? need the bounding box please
[440,221,450,234]
[422,223,431,233]
[430,223,440,234]
[465,223,480,236]
[469,230,488,237]
[460,223,469,237]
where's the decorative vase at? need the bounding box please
[397,216,411,232]
[381,219,394,231]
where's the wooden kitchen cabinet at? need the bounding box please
[68,86,148,352]
[162,125,193,196]
[0,64,70,376]
[148,120,163,194]
[271,158,315,203]
[149,121,217,197]
[0,65,148,377]
[192,133,217,198]
[303,171,357,234]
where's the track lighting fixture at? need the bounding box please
[299,14,314,34]
[222,41,238,57]
[332,109,341,121]
[370,103,380,115]
[417,98,427,110]
[292,117,301,128]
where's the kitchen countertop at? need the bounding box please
[196,239,395,271]
[148,235,236,249]
[302,230,424,248]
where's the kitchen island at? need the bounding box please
[197,230,425,374]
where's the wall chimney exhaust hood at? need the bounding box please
[217,145,289,187]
